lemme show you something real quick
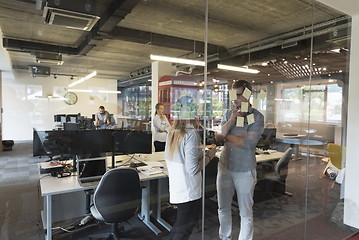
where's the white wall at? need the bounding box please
[344,14,359,229]
[2,71,118,140]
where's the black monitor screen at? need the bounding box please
[72,130,113,155]
[78,159,106,178]
[63,123,80,131]
[113,130,152,154]
[256,128,276,150]
[42,131,73,156]
[113,130,132,153]
[126,131,152,154]
[54,114,66,122]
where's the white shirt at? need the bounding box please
[153,115,171,142]
[165,129,202,204]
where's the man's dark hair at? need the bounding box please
[99,106,105,110]
[232,80,252,91]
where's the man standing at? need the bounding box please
[215,80,264,240]
[94,106,111,129]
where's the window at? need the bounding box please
[279,83,342,124]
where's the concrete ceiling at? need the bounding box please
[0,0,350,85]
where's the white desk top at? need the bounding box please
[40,150,283,197]
[40,152,167,197]
[215,148,284,163]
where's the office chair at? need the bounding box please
[258,147,293,209]
[320,143,344,179]
[89,168,142,240]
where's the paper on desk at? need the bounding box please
[252,98,259,109]
[241,102,249,112]
[259,89,267,100]
[137,166,163,176]
[146,161,165,168]
[229,89,237,101]
[236,116,244,127]
[242,87,251,100]
[247,114,255,125]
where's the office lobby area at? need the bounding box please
[1,0,359,240]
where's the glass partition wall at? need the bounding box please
[198,1,353,240]
[115,0,353,239]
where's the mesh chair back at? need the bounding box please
[275,148,293,182]
[93,168,141,223]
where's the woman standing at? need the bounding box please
[165,119,216,240]
[153,103,171,152]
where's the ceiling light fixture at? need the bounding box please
[68,71,97,87]
[98,90,122,94]
[217,64,260,74]
[68,89,94,93]
[150,54,205,66]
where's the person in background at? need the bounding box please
[215,80,264,240]
[153,103,171,152]
[94,106,111,129]
[165,119,217,240]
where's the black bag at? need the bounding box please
[2,140,14,151]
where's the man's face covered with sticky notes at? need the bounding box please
[233,87,248,109]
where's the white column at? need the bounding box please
[151,61,176,152]
[344,15,359,229]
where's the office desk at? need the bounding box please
[215,149,284,163]
[275,138,326,160]
[40,152,170,240]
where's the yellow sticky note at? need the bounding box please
[241,102,248,112]
[247,114,255,125]
[259,89,267,100]
[252,98,259,109]
[236,116,244,127]
[242,87,252,100]
[229,89,236,101]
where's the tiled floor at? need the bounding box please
[0,141,356,240]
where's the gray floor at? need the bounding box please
[0,141,356,240]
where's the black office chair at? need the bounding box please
[258,147,293,209]
[89,168,142,240]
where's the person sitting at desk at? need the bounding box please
[94,106,111,129]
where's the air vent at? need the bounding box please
[42,0,100,31]
[35,52,63,65]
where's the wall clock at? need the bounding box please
[64,92,78,105]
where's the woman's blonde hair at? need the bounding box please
[167,119,199,158]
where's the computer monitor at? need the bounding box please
[256,128,277,150]
[71,130,113,156]
[126,131,152,154]
[113,130,152,154]
[63,122,80,131]
[66,114,78,123]
[42,130,73,158]
[54,114,66,122]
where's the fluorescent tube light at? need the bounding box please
[68,89,94,93]
[150,54,205,66]
[98,90,122,94]
[68,71,97,87]
[217,64,260,74]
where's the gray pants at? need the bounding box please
[217,167,257,240]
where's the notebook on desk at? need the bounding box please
[77,157,107,187]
